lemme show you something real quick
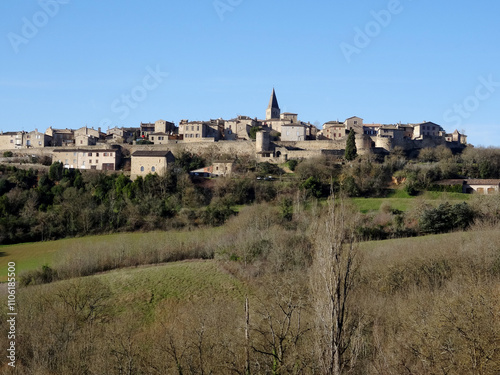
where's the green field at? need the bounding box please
[95,260,248,321]
[0,229,220,282]
[351,190,471,213]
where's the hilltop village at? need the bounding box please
[0,89,467,179]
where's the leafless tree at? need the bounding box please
[310,195,362,375]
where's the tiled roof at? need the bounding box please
[132,151,173,157]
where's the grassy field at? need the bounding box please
[95,260,248,321]
[351,190,471,213]
[0,229,221,282]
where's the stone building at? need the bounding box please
[281,123,308,141]
[178,119,224,142]
[224,116,257,140]
[45,127,74,147]
[130,150,175,180]
[26,129,52,147]
[0,132,21,149]
[190,160,235,178]
[52,148,121,170]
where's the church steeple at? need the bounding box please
[266,88,280,120]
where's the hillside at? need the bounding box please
[1,221,499,374]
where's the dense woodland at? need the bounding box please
[1,146,500,374]
[1,146,500,245]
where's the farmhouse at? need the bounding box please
[437,179,500,195]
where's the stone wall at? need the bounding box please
[275,139,345,151]
[122,140,256,159]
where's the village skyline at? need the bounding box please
[1,1,500,146]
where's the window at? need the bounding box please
[10,140,13,143]
[151,166,155,172]
[197,126,199,131]
[140,166,144,172]
[88,152,92,156]
[191,126,194,131]
[38,141,42,146]
[110,153,113,157]
[354,121,358,125]
[96,160,99,164]
[151,137,154,140]
[104,152,108,156]
[80,140,83,144]
[96,152,99,157]
[89,160,92,164]
[196,134,200,138]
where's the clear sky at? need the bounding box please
[1,0,499,146]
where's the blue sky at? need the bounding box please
[1,0,499,146]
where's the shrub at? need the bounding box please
[3,151,13,158]
[287,159,298,171]
[419,202,475,234]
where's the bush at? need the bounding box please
[287,159,298,171]
[419,202,475,234]
[3,151,13,158]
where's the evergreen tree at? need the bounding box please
[345,129,357,161]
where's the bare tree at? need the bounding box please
[310,195,362,375]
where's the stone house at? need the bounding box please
[153,119,176,134]
[45,127,74,147]
[107,127,138,143]
[345,116,363,129]
[412,122,445,139]
[464,179,500,194]
[445,129,467,145]
[224,116,257,140]
[179,119,223,142]
[437,179,500,194]
[190,161,235,178]
[0,131,22,149]
[130,150,175,180]
[149,133,170,145]
[281,123,308,141]
[26,129,52,147]
[321,121,346,140]
[52,148,121,170]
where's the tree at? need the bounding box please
[344,130,357,161]
[310,195,362,375]
[49,161,64,181]
[249,126,261,140]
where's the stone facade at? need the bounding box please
[52,148,121,170]
[0,132,22,149]
[224,116,256,140]
[178,119,223,142]
[130,150,175,180]
[281,123,307,141]
[190,161,234,177]
[46,127,74,147]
